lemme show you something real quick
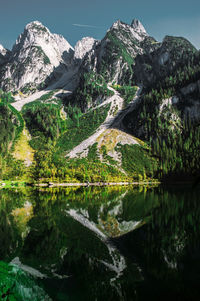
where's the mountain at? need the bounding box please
[68,19,159,111]
[74,37,97,62]
[0,21,74,92]
[0,18,200,184]
[0,44,10,66]
[79,19,157,85]
[133,35,197,88]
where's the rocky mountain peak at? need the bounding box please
[110,19,124,30]
[0,21,74,92]
[0,44,11,65]
[13,21,73,56]
[13,21,49,51]
[79,19,151,88]
[25,20,49,32]
[108,18,148,43]
[74,37,97,61]
[131,19,147,35]
[0,44,7,56]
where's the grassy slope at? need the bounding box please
[12,127,34,166]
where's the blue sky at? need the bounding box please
[0,0,200,49]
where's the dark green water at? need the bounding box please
[0,184,199,301]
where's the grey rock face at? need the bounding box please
[131,19,147,36]
[181,83,197,95]
[0,21,74,92]
[74,37,97,62]
[109,19,148,44]
[0,44,10,65]
[0,44,8,57]
[159,52,170,65]
[0,18,155,93]
[79,19,152,86]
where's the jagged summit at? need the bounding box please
[109,19,136,32]
[131,19,147,35]
[0,44,10,65]
[0,44,6,54]
[13,20,73,54]
[110,19,124,29]
[14,21,50,47]
[0,20,74,91]
[108,18,148,42]
[25,20,48,30]
[74,37,97,61]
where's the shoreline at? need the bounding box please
[35,181,160,187]
[1,179,195,189]
[0,180,160,188]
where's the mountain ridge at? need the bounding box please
[0,21,75,92]
[0,18,200,183]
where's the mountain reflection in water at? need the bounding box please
[0,184,199,300]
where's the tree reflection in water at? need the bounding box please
[0,184,199,300]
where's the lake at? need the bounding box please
[0,184,199,300]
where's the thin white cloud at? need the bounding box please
[72,23,103,29]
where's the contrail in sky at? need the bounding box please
[72,23,104,28]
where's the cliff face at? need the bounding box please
[79,19,155,85]
[0,21,74,92]
[0,44,10,65]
